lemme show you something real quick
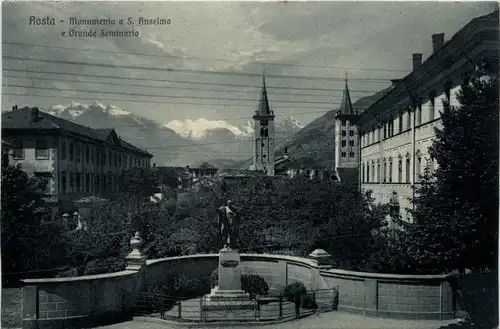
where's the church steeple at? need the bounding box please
[256,76,272,116]
[253,75,275,176]
[339,73,355,115]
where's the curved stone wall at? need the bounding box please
[21,253,457,329]
[22,270,141,329]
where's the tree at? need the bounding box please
[1,164,62,274]
[115,167,159,199]
[176,175,385,270]
[407,71,498,273]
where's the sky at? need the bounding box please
[1,1,496,127]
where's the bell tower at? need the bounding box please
[334,74,360,182]
[253,77,275,176]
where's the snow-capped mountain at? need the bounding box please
[165,116,303,141]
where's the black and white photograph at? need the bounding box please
[1,1,498,329]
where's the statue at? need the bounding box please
[216,200,240,249]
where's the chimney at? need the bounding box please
[432,33,445,53]
[31,107,39,122]
[412,53,422,71]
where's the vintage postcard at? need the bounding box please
[1,1,498,329]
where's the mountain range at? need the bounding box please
[45,103,302,167]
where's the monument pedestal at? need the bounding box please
[204,248,250,302]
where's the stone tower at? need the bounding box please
[334,75,360,183]
[253,77,275,176]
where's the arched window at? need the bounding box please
[415,150,422,179]
[362,163,365,182]
[397,155,403,183]
[372,161,376,182]
[405,153,411,183]
[388,157,393,183]
[377,160,381,183]
[367,162,370,183]
[383,159,387,182]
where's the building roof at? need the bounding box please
[2,107,153,157]
[358,9,499,127]
[255,77,273,117]
[338,77,355,115]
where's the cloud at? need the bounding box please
[2,1,496,126]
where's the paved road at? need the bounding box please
[96,312,460,329]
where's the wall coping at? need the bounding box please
[147,253,449,281]
[146,253,318,268]
[22,270,138,285]
[322,268,449,280]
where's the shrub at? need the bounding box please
[242,274,269,298]
[302,294,318,310]
[283,281,307,302]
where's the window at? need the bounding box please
[416,156,422,178]
[388,159,393,183]
[389,117,394,137]
[85,146,90,164]
[349,152,355,158]
[69,142,74,161]
[86,174,91,192]
[444,81,452,103]
[75,142,81,162]
[362,164,365,182]
[349,140,355,147]
[416,101,422,126]
[69,173,74,192]
[61,171,67,194]
[109,152,112,166]
[367,164,370,183]
[407,108,411,130]
[341,152,346,158]
[377,163,381,183]
[35,173,51,195]
[75,173,81,192]
[429,91,436,121]
[35,140,49,159]
[341,120,346,126]
[383,122,387,139]
[341,130,346,137]
[399,111,404,133]
[61,140,66,160]
[383,160,387,182]
[349,130,354,137]
[372,163,376,182]
[341,140,346,147]
[405,156,411,183]
[13,139,24,159]
[398,158,403,183]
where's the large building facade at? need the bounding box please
[357,10,499,223]
[2,106,153,218]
